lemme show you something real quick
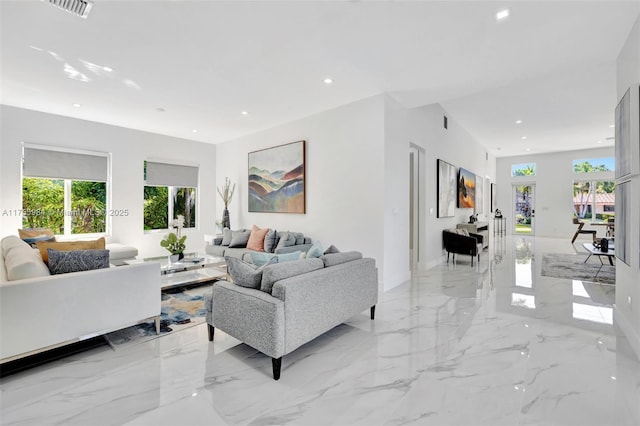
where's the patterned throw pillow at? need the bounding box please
[47,249,110,275]
[226,256,277,289]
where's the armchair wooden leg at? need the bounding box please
[370,306,376,320]
[208,324,215,342]
[272,357,282,380]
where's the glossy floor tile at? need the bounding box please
[1,236,638,425]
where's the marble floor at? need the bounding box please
[1,236,639,426]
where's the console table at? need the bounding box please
[457,222,489,249]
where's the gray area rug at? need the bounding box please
[541,253,615,285]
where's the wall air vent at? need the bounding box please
[42,0,93,19]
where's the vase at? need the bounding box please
[222,208,230,229]
[169,254,179,263]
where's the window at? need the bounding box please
[511,163,536,177]
[573,180,615,221]
[22,146,108,235]
[573,157,615,173]
[143,161,197,230]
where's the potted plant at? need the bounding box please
[217,177,236,229]
[161,215,187,262]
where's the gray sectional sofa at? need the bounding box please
[205,252,378,380]
[205,228,312,260]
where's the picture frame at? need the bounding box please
[457,167,475,208]
[475,175,483,214]
[437,159,456,218]
[248,140,306,213]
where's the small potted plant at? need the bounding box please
[161,215,187,262]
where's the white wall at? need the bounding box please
[0,105,217,257]
[214,95,392,286]
[615,15,640,360]
[405,103,496,270]
[496,147,615,238]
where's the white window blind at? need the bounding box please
[146,162,198,187]
[23,147,108,181]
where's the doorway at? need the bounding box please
[409,144,424,270]
[513,184,535,234]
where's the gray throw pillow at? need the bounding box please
[226,256,276,289]
[229,229,251,248]
[320,251,363,268]
[323,245,340,255]
[263,229,278,253]
[47,249,110,275]
[260,258,324,294]
[221,228,232,246]
[291,232,305,245]
[275,232,296,250]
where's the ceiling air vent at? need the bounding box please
[42,0,93,19]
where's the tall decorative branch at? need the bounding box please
[217,177,236,229]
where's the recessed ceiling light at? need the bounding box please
[72,103,81,108]
[609,124,615,128]
[323,78,334,84]
[515,120,522,124]
[521,136,527,140]
[241,111,248,115]
[103,66,113,72]
[496,9,510,21]
[192,129,198,133]
[525,148,531,152]
[597,140,603,144]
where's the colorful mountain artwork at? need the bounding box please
[248,141,306,213]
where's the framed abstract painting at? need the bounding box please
[248,140,306,213]
[437,159,456,218]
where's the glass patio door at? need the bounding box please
[514,184,535,234]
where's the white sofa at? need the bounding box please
[0,236,161,363]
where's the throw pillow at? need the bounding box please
[275,232,296,250]
[263,229,278,253]
[260,258,324,294]
[47,249,110,275]
[226,256,276,289]
[246,225,270,252]
[320,251,363,268]
[276,251,303,262]
[36,237,106,263]
[221,227,232,246]
[306,240,324,258]
[229,229,251,248]
[18,228,56,247]
[4,243,51,280]
[291,232,305,245]
[250,251,276,267]
[324,244,340,255]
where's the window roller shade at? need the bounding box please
[146,162,198,188]
[23,148,108,182]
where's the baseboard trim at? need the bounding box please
[613,306,640,361]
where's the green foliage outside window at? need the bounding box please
[144,186,169,230]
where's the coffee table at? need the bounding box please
[581,243,615,278]
[124,253,227,290]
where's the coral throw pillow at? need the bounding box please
[246,225,270,252]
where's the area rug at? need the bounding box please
[541,253,615,285]
[104,283,211,348]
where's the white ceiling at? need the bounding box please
[1,1,639,157]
